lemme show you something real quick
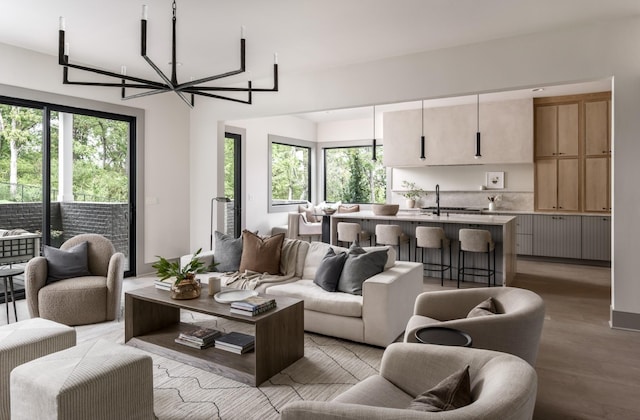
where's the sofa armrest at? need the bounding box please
[361,261,423,347]
[24,256,48,318]
[106,252,125,320]
[180,249,215,270]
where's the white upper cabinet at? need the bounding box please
[383,98,533,167]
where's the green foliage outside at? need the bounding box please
[271,142,310,204]
[0,104,129,203]
[325,146,386,203]
[224,137,235,199]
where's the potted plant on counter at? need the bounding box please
[399,181,427,208]
[152,248,215,299]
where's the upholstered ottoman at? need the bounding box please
[0,317,76,420]
[10,339,155,420]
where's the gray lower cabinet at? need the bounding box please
[581,216,611,261]
[532,215,582,259]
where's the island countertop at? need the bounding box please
[330,211,516,225]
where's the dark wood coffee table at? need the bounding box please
[125,286,304,386]
[415,326,472,347]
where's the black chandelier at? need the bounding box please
[58,1,279,107]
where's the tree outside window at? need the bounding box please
[270,141,311,205]
[324,145,386,204]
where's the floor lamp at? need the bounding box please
[210,197,231,250]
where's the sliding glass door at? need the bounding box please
[0,96,136,276]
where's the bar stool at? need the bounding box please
[457,228,495,288]
[337,222,371,247]
[375,224,410,260]
[1,267,23,323]
[415,226,451,286]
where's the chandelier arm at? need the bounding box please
[121,88,172,100]
[186,90,252,104]
[177,39,246,89]
[180,64,278,93]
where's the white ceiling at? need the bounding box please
[0,0,633,117]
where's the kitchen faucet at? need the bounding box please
[435,184,440,216]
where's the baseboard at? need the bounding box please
[610,308,640,331]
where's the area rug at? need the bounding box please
[74,307,384,420]
[150,332,383,420]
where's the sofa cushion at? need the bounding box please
[314,248,347,292]
[302,242,348,279]
[467,297,498,318]
[363,245,396,270]
[44,242,92,284]
[238,230,284,275]
[337,244,388,295]
[407,365,471,412]
[213,231,243,272]
[266,279,363,317]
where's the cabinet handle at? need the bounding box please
[602,218,609,222]
[558,152,564,155]
[602,151,607,154]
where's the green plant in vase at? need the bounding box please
[152,248,216,299]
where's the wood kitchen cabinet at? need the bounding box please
[535,103,579,158]
[534,92,611,213]
[583,99,611,212]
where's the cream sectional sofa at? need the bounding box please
[182,239,423,347]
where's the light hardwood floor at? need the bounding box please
[6,259,639,419]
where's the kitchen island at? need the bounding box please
[330,211,517,286]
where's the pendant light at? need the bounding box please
[474,94,482,159]
[420,100,426,160]
[372,105,377,162]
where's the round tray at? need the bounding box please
[213,289,258,304]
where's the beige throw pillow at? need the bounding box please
[238,230,284,275]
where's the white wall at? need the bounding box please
[0,41,191,274]
[189,16,640,328]
[196,115,318,245]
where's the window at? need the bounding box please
[269,135,312,209]
[324,145,386,203]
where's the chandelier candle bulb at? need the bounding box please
[274,53,278,64]
[120,66,126,76]
[58,16,65,31]
[241,25,246,39]
[142,5,148,20]
[64,42,69,56]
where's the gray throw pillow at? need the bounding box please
[407,365,471,412]
[337,244,387,295]
[314,248,348,292]
[43,241,91,284]
[467,297,498,318]
[213,231,243,272]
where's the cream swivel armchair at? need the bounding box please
[24,234,125,326]
[403,287,545,366]
[281,342,538,420]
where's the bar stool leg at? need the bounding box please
[487,243,491,287]
[448,244,453,280]
[440,240,444,287]
[493,247,496,286]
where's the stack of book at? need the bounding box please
[230,296,276,316]
[154,280,172,291]
[214,331,255,354]
[174,327,222,349]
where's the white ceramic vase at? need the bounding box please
[488,202,496,211]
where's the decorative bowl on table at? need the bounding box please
[372,204,400,216]
[323,208,337,215]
